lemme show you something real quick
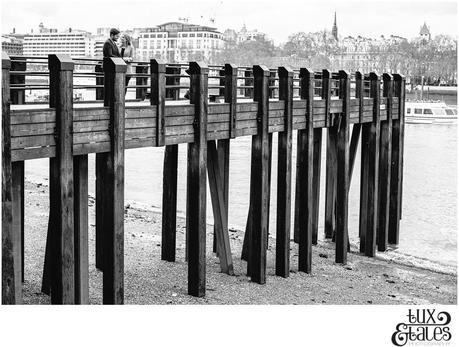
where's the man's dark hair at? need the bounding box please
[110,28,120,36]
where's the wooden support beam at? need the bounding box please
[249,65,270,284]
[102,57,126,304]
[187,61,208,297]
[377,74,393,252]
[323,69,336,239]
[12,162,24,286]
[276,66,293,277]
[297,68,315,273]
[162,145,178,262]
[293,130,300,244]
[388,74,405,245]
[95,153,107,271]
[312,128,322,245]
[207,141,234,275]
[336,70,350,264]
[74,155,89,304]
[360,72,381,257]
[48,54,75,304]
[2,52,21,304]
[95,63,104,101]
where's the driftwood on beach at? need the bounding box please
[1,52,405,304]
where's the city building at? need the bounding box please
[2,35,23,55]
[236,24,265,43]
[419,22,431,43]
[137,21,224,63]
[23,23,94,57]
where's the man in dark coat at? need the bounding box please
[103,28,121,58]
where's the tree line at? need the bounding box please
[211,31,457,86]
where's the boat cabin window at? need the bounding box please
[414,108,422,114]
[432,108,446,115]
[407,108,411,114]
[423,109,433,115]
[445,109,455,115]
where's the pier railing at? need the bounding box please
[2,53,405,304]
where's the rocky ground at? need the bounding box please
[21,181,456,305]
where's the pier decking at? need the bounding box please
[2,53,405,304]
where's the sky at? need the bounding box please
[1,0,457,44]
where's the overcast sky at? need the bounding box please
[1,0,457,43]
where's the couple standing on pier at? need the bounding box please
[103,28,135,93]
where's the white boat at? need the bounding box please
[405,101,457,124]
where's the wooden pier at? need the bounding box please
[1,52,405,304]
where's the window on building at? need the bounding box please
[414,108,422,114]
[197,33,202,37]
[190,33,195,37]
[423,109,433,115]
[196,40,201,48]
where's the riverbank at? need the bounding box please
[22,180,456,304]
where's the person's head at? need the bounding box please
[110,28,120,41]
[120,33,131,46]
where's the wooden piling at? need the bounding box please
[249,65,270,284]
[323,69,337,239]
[388,74,405,245]
[377,74,393,252]
[11,162,24,287]
[275,66,293,277]
[207,141,234,275]
[360,72,381,257]
[74,155,89,304]
[2,52,22,304]
[349,71,364,183]
[187,62,208,297]
[335,70,350,264]
[312,128,322,245]
[297,68,315,273]
[102,57,126,304]
[48,54,75,304]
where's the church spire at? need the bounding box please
[332,12,338,41]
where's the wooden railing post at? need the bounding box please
[225,64,238,139]
[244,69,253,99]
[187,61,208,297]
[297,68,314,273]
[249,65,270,284]
[360,72,381,257]
[323,69,336,239]
[48,54,75,304]
[377,73,393,252]
[276,66,293,277]
[336,70,351,264]
[102,57,126,304]
[389,74,405,245]
[2,52,21,304]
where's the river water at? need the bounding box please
[24,122,457,272]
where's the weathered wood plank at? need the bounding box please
[323,69,336,239]
[297,68,314,273]
[249,65,270,284]
[207,140,234,274]
[361,73,381,257]
[224,64,238,138]
[377,74,393,252]
[48,54,75,304]
[187,62,208,297]
[275,67,293,277]
[102,57,126,304]
[2,52,21,304]
[162,144,178,262]
[335,70,350,264]
[388,75,405,245]
[74,154,89,304]
[151,59,166,146]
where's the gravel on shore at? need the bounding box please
[21,181,456,305]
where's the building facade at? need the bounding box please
[2,35,23,55]
[137,22,224,63]
[23,23,94,57]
